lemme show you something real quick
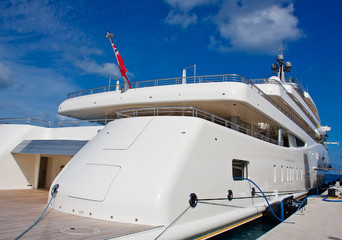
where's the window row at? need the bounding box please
[232,159,304,183]
[273,165,303,182]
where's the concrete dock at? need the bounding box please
[259,187,342,240]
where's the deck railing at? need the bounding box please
[117,107,279,145]
[66,73,318,142]
[253,79,317,141]
[67,74,250,98]
[0,118,113,128]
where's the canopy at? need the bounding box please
[11,140,88,156]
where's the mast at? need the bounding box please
[271,48,292,82]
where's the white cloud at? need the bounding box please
[75,60,121,78]
[55,114,78,122]
[0,63,14,88]
[164,0,218,11]
[164,0,302,54]
[164,0,219,27]
[0,1,122,121]
[0,1,101,65]
[0,62,79,121]
[0,0,68,38]
[213,0,302,53]
[165,10,198,28]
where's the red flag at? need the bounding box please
[106,32,131,89]
[112,42,131,88]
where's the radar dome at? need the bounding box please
[285,61,292,72]
[277,54,284,63]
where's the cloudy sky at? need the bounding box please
[0,0,341,161]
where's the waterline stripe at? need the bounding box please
[196,214,263,240]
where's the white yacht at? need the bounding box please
[53,52,331,238]
[0,52,331,239]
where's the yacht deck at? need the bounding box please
[61,74,320,142]
[0,189,157,240]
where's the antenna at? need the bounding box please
[271,44,291,81]
[277,42,286,56]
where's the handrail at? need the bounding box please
[117,107,279,145]
[262,80,319,132]
[65,73,319,142]
[67,74,250,98]
[252,79,318,141]
[0,118,114,128]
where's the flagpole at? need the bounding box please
[105,32,131,91]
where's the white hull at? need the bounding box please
[50,115,325,239]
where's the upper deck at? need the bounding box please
[59,73,323,143]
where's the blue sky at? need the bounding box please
[0,0,341,163]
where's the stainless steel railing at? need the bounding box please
[67,74,249,98]
[0,118,114,127]
[65,73,319,142]
[117,107,279,145]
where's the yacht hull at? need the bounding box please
[50,116,326,239]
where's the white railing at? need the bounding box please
[65,74,319,142]
[67,74,249,98]
[0,118,114,127]
[117,107,279,145]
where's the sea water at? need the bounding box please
[211,218,278,240]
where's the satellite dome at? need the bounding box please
[277,54,284,63]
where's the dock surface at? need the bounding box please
[0,189,156,240]
[259,186,342,240]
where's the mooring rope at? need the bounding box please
[154,178,341,239]
[154,206,191,240]
[14,184,59,240]
[295,193,342,213]
[233,177,284,222]
[235,178,342,222]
